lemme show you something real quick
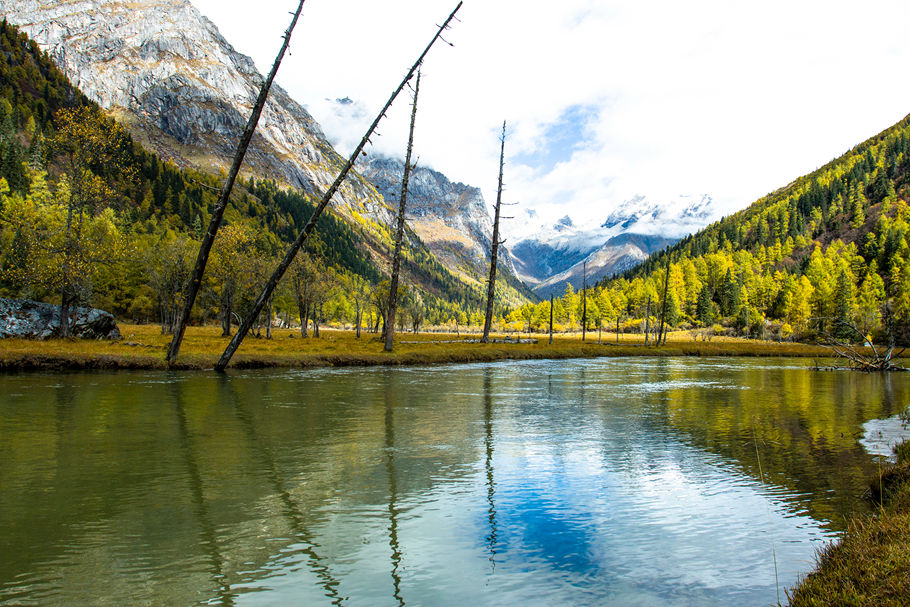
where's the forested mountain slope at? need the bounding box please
[614,111,910,339]
[506,112,910,342]
[0,21,517,333]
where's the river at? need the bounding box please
[1,358,906,606]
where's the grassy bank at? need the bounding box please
[789,442,910,606]
[0,324,835,371]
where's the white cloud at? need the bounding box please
[192,0,910,238]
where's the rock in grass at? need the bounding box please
[0,298,121,340]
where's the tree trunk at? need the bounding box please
[483,121,507,343]
[167,0,306,366]
[549,293,554,345]
[221,291,233,337]
[59,293,72,338]
[214,3,463,372]
[386,72,422,352]
[58,185,78,339]
[657,253,671,346]
[297,298,309,338]
[581,261,587,343]
[160,298,168,334]
[644,296,651,346]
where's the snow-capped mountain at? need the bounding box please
[600,194,715,234]
[530,233,677,298]
[509,194,718,294]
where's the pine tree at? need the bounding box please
[832,267,856,339]
[850,183,866,228]
[696,285,713,326]
[720,268,741,316]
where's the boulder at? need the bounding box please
[0,298,121,340]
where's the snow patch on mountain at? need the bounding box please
[508,193,718,286]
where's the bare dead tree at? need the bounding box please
[644,295,652,346]
[657,252,671,346]
[385,71,422,352]
[482,121,507,343]
[167,0,306,366]
[549,293,554,345]
[215,2,463,371]
[582,260,587,342]
[346,273,369,338]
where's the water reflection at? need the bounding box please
[483,370,498,572]
[222,376,342,604]
[0,359,906,606]
[171,381,234,606]
[384,377,404,607]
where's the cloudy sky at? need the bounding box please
[192,0,910,236]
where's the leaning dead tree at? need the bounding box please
[215,2,463,371]
[385,71,422,352]
[166,0,306,366]
[482,121,507,343]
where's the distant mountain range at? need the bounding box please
[2,0,533,305]
[1,0,720,302]
[508,194,717,296]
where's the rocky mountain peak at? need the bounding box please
[0,0,384,212]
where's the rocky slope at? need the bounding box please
[0,0,391,220]
[357,154,519,288]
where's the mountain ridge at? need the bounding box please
[1,0,534,310]
[0,0,393,219]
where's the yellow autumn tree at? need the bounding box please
[49,106,134,336]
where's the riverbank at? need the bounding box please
[0,324,836,371]
[789,441,910,606]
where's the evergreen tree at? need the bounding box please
[850,184,866,228]
[696,285,713,326]
[832,267,856,339]
[720,268,741,316]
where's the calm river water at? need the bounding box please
[1,358,907,606]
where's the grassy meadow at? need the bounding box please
[0,323,836,370]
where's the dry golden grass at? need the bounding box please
[0,324,833,370]
[789,452,910,607]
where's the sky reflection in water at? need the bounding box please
[1,357,905,606]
